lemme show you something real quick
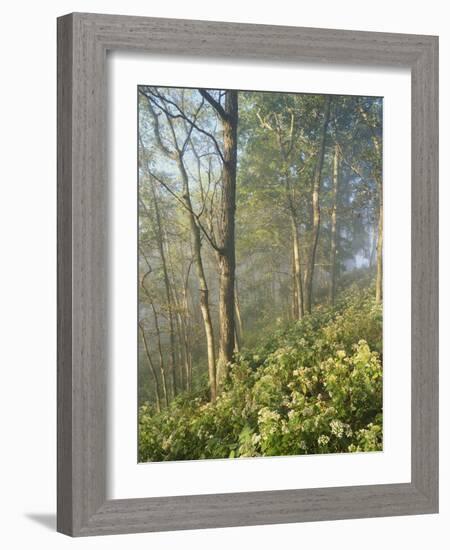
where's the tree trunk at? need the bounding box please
[194,247,217,402]
[178,159,217,402]
[372,148,382,304]
[374,157,383,305]
[216,91,238,385]
[329,142,340,305]
[358,102,382,303]
[369,227,377,268]
[376,195,383,303]
[291,216,304,320]
[150,186,178,398]
[165,240,191,392]
[174,302,187,391]
[198,89,239,387]
[303,96,331,314]
[150,302,169,407]
[234,280,243,352]
[181,267,193,392]
[291,245,298,320]
[139,322,162,412]
[371,150,383,305]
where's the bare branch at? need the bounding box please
[256,109,274,131]
[147,170,223,255]
[198,89,228,121]
[140,87,224,162]
[140,92,177,160]
[139,246,153,287]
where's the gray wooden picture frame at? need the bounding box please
[57,12,438,537]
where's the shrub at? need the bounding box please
[138,285,383,461]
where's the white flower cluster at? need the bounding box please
[258,408,281,424]
[330,419,345,438]
[318,434,330,446]
[258,408,281,437]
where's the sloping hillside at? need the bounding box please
[139,283,382,461]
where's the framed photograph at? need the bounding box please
[57,12,438,536]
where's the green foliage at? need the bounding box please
[139,284,382,461]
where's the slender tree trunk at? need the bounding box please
[259,112,302,323]
[290,215,304,319]
[150,302,169,407]
[329,143,340,305]
[181,267,193,392]
[291,245,298,320]
[181,316,192,392]
[150,186,178,398]
[303,96,331,314]
[216,91,238,385]
[138,267,169,407]
[376,194,383,303]
[371,153,382,304]
[358,102,383,303]
[178,159,217,402]
[234,280,243,352]
[374,157,382,305]
[139,322,162,412]
[369,227,377,267]
[175,298,191,394]
[174,306,186,390]
[234,326,240,353]
[167,268,185,391]
[165,240,190,392]
[193,233,217,401]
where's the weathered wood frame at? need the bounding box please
[57,12,438,536]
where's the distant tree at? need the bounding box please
[303,95,332,314]
[357,100,383,303]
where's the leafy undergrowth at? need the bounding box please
[139,284,383,461]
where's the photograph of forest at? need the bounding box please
[138,86,383,462]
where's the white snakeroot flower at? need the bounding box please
[330,419,345,438]
[258,408,281,424]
